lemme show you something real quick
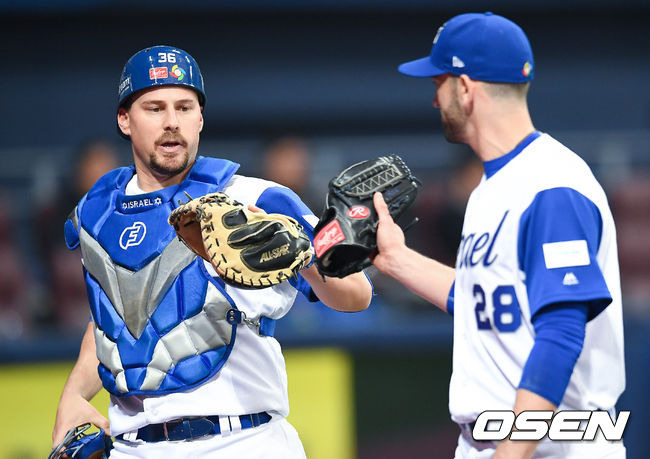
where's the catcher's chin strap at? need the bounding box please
[177,190,194,206]
[226,308,276,337]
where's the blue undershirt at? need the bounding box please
[520,302,588,406]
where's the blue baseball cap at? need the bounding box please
[398,12,534,83]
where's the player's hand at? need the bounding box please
[371,192,407,275]
[247,204,265,214]
[52,392,110,448]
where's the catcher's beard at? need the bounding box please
[149,132,191,177]
[440,87,468,144]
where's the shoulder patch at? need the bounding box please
[542,240,590,269]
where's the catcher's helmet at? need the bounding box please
[117,45,206,108]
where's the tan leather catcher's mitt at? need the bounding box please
[168,192,313,288]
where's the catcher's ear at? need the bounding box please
[117,107,131,137]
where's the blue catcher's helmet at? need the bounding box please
[117,45,206,109]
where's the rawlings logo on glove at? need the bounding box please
[168,192,313,288]
[313,155,420,278]
[313,220,346,258]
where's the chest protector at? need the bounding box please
[65,157,240,397]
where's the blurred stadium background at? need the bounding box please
[0,1,648,458]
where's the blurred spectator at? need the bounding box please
[609,172,650,316]
[35,139,119,332]
[260,136,322,212]
[432,151,483,266]
[0,194,33,339]
[410,148,483,266]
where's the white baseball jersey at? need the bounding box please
[109,174,320,438]
[449,133,625,455]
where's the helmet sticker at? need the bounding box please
[149,67,168,80]
[171,65,186,82]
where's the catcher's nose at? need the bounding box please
[163,107,180,131]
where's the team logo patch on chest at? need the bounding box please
[119,222,147,249]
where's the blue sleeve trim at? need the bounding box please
[518,187,611,321]
[519,302,588,406]
[255,186,315,238]
[446,281,455,317]
[288,274,317,301]
[257,186,321,300]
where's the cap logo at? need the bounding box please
[171,64,186,82]
[149,67,168,80]
[522,61,533,77]
[452,56,465,68]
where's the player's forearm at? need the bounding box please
[380,245,455,312]
[302,265,372,312]
[53,323,110,446]
[493,388,556,459]
[61,322,103,401]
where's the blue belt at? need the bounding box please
[116,412,272,442]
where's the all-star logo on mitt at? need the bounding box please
[169,192,313,288]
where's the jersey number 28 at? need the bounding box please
[473,284,522,332]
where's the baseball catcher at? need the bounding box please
[168,192,313,288]
[313,154,420,278]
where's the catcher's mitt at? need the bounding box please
[168,192,313,288]
[313,155,420,278]
[49,424,112,459]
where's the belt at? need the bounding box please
[116,412,272,442]
[459,420,476,434]
[459,420,493,444]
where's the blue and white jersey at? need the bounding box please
[449,133,625,424]
[68,158,320,436]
